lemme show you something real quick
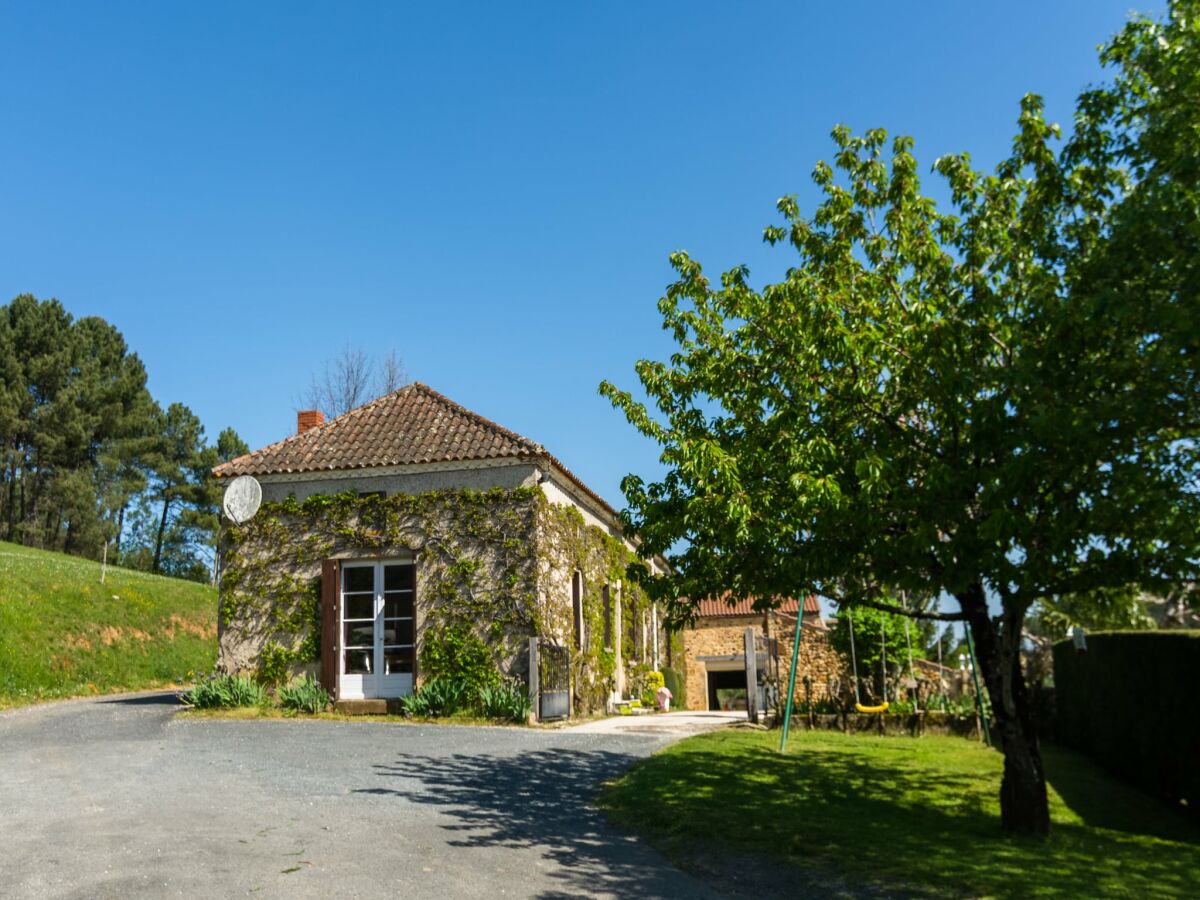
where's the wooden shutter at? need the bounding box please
[320,559,340,698]
[411,564,419,686]
[572,571,584,650]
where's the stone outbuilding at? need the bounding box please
[212,383,667,715]
[680,595,845,712]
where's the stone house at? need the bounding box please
[213,383,667,713]
[681,595,845,712]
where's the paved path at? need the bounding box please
[561,709,745,736]
[0,693,727,899]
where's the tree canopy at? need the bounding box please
[602,1,1199,834]
[0,294,245,580]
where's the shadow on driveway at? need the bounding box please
[98,691,184,707]
[356,746,714,899]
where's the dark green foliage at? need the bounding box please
[181,674,266,709]
[477,677,533,722]
[661,667,686,709]
[791,698,841,715]
[277,675,331,714]
[401,675,469,717]
[421,622,501,699]
[1053,631,1200,813]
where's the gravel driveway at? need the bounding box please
[0,693,727,899]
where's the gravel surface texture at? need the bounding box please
[0,692,727,899]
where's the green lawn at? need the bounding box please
[600,729,1200,898]
[0,541,217,708]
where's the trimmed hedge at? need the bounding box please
[661,667,686,710]
[1053,631,1200,813]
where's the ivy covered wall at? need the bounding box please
[536,501,663,715]
[217,485,665,712]
[218,487,540,685]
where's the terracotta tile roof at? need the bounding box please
[696,595,820,618]
[213,382,618,516]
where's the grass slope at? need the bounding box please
[600,729,1200,898]
[0,541,216,708]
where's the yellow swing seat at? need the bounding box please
[855,701,889,714]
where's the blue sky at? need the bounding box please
[0,1,1163,517]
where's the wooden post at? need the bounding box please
[744,627,758,724]
[528,637,539,723]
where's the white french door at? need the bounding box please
[339,561,415,700]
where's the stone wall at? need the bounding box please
[774,619,847,705]
[680,615,759,711]
[681,613,847,711]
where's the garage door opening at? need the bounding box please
[707,669,748,711]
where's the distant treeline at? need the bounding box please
[0,294,247,581]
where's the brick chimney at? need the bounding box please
[297,410,325,434]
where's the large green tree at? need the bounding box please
[143,402,210,574]
[601,2,1199,834]
[0,295,154,551]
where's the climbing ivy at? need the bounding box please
[536,501,661,715]
[421,621,502,698]
[218,486,664,710]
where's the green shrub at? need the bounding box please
[421,623,501,698]
[402,675,469,717]
[641,669,666,707]
[181,674,266,709]
[628,662,653,702]
[661,667,686,709]
[922,691,981,716]
[278,675,330,714]
[255,642,294,687]
[478,677,532,722]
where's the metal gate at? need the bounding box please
[537,641,570,721]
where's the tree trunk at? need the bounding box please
[958,582,1051,835]
[153,495,171,573]
[17,472,26,544]
[48,508,62,550]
